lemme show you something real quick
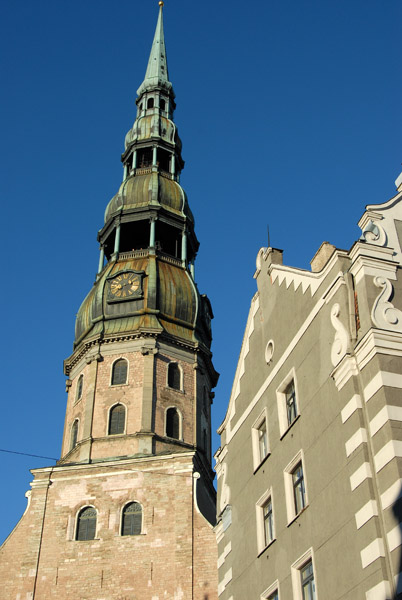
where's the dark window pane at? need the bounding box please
[292,463,306,514]
[109,404,125,435]
[71,421,79,450]
[147,98,154,109]
[166,407,180,439]
[301,560,316,600]
[122,502,142,536]
[263,498,273,545]
[167,363,181,390]
[112,359,128,385]
[76,507,97,541]
[76,375,83,401]
[286,380,297,426]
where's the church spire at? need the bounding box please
[137,2,172,97]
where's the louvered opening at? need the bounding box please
[122,502,142,536]
[109,404,126,435]
[76,507,97,541]
[111,359,128,385]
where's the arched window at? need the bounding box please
[111,358,128,386]
[147,97,154,109]
[76,506,97,541]
[160,98,166,111]
[121,502,142,536]
[108,404,126,435]
[166,407,180,439]
[76,374,83,401]
[71,420,79,450]
[167,362,181,390]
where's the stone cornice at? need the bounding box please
[354,328,402,371]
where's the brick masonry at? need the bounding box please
[0,453,218,599]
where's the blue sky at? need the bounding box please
[0,0,401,544]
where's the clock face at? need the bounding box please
[108,271,143,302]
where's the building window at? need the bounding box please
[301,560,316,600]
[252,410,269,470]
[284,451,308,523]
[121,502,142,536]
[108,404,126,435]
[167,362,181,390]
[111,358,128,386]
[76,507,97,541]
[258,420,268,462]
[160,98,166,111]
[147,97,154,109]
[286,380,297,426]
[263,497,274,546]
[291,550,317,600]
[261,581,279,600]
[166,407,180,439]
[76,374,83,401]
[276,368,299,437]
[70,420,79,450]
[292,462,306,515]
[256,489,275,554]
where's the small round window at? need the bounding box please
[265,340,274,364]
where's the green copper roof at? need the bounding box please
[137,5,172,96]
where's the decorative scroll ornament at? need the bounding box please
[360,219,387,247]
[371,276,402,332]
[330,303,349,366]
[219,463,231,513]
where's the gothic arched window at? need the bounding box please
[76,374,83,401]
[108,404,126,435]
[121,502,142,536]
[167,362,181,390]
[71,420,79,450]
[111,358,128,386]
[76,507,97,541]
[166,407,180,440]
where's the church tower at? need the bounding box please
[0,4,218,599]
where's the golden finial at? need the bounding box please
[159,1,164,6]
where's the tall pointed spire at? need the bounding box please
[137,2,172,96]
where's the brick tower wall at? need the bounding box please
[0,453,217,600]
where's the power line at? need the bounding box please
[0,449,197,477]
[0,448,57,461]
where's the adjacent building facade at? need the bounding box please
[0,5,218,599]
[216,174,402,599]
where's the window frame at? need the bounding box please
[166,362,183,391]
[120,501,143,536]
[261,581,280,600]
[284,450,308,524]
[276,368,299,437]
[252,408,269,470]
[165,406,182,440]
[75,505,98,542]
[291,549,317,600]
[108,402,127,436]
[110,357,129,387]
[256,488,275,554]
